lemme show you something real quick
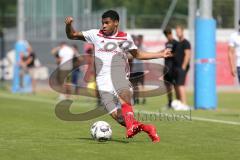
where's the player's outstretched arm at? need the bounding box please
[228,46,236,76]
[129,48,172,60]
[65,16,86,41]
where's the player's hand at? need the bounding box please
[65,16,74,25]
[161,48,173,58]
[231,68,236,77]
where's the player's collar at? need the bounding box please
[99,29,119,37]
[105,30,119,38]
[111,30,119,37]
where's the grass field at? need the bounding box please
[0,90,240,160]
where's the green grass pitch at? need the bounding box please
[0,90,239,160]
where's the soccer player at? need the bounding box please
[65,10,171,143]
[163,28,178,108]
[228,23,240,84]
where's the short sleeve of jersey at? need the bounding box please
[184,40,191,50]
[82,29,98,44]
[126,34,138,51]
[229,33,236,47]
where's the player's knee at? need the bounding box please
[118,91,131,104]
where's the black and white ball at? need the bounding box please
[90,121,112,142]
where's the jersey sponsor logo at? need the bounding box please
[96,40,134,54]
[97,48,121,54]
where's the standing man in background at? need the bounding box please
[51,42,75,100]
[130,35,146,105]
[228,21,240,84]
[174,25,191,109]
[20,45,37,94]
[71,44,81,94]
[163,28,178,108]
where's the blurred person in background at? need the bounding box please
[228,20,240,84]
[163,28,178,108]
[174,25,191,110]
[51,42,75,100]
[19,43,37,94]
[71,44,81,94]
[84,47,102,106]
[130,35,146,104]
[51,43,62,66]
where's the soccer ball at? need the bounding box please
[90,121,112,142]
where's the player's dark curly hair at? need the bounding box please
[102,10,120,21]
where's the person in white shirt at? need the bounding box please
[228,29,240,83]
[52,42,75,99]
[65,10,172,143]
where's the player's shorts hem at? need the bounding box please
[108,107,118,114]
[175,67,188,85]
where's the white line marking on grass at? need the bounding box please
[191,116,240,126]
[135,110,240,126]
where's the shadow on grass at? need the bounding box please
[77,137,148,144]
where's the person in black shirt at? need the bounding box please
[174,25,191,106]
[163,28,178,108]
[20,46,37,94]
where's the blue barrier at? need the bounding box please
[194,17,217,109]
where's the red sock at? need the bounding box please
[121,103,135,129]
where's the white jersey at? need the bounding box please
[229,32,240,66]
[58,45,75,70]
[82,29,137,92]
